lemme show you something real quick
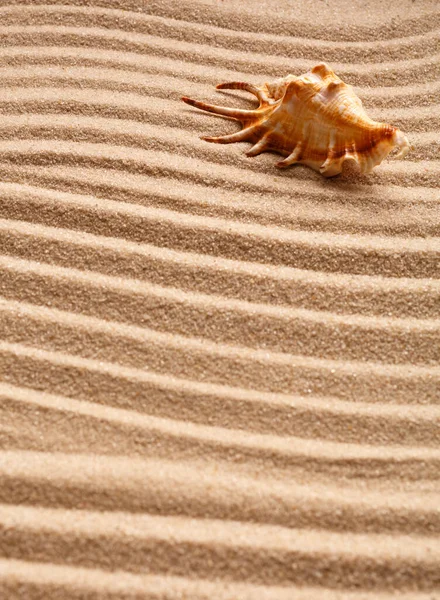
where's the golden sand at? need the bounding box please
[0,0,439,597]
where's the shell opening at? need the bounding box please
[392,129,410,159]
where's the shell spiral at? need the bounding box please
[182,63,410,177]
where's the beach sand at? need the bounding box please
[0,0,439,597]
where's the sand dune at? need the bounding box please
[0,0,439,597]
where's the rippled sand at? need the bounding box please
[0,0,440,598]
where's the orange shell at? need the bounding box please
[182,63,410,177]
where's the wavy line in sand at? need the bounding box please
[0,31,438,87]
[1,451,440,525]
[1,23,440,77]
[2,559,436,600]
[0,4,439,62]
[2,255,440,371]
[1,322,440,408]
[1,52,440,109]
[1,175,439,281]
[2,377,440,453]
[1,1,439,597]
[119,0,440,40]
[2,154,438,213]
[2,217,440,321]
[0,82,437,135]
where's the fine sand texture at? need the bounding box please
[0,0,440,598]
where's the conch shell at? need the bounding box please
[182,63,410,177]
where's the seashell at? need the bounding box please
[182,63,410,177]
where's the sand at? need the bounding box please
[0,0,439,597]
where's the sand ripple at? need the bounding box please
[0,1,439,598]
